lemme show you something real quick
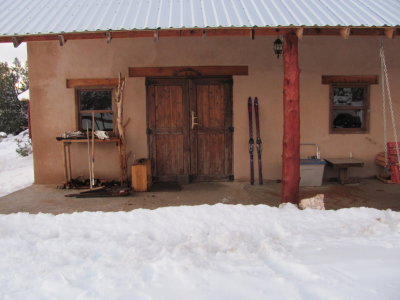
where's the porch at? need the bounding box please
[0,179,399,214]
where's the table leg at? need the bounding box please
[66,143,72,182]
[62,143,70,184]
[117,141,123,185]
[338,167,348,184]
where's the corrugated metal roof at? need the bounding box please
[0,0,398,36]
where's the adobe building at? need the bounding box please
[0,0,399,203]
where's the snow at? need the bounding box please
[17,89,30,101]
[0,131,399,299]
[0,205,399,299]
[0,130,33,197]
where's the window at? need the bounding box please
[330,84,369,133]
[77,89,114,131]
[322,75,377,134]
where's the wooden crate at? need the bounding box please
[131,159,152,192]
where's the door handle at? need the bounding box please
[191,110,199,129]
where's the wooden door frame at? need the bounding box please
[146,76,233,182]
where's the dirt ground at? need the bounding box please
[0,179,399,214]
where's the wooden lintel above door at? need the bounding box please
[129,66,248,77]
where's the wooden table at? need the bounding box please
[324,157,364,184]
[58,138,122,184]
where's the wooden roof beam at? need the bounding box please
[296,28,304,39]
[12,36,21,48]
[340,27,351,39]
[58,34,66,46]
[385,27,395,39]
[105,31,112,43]
[0,27,399,44]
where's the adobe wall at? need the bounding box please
[28,36,400,184]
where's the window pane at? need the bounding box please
[81,113,113,131]
[332,110,363,129]
[80,90,112,110]
[333,87,365,106]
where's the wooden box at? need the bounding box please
[131,159,152,192]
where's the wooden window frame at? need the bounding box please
[322,75,378,134]
[329,83,370,134]
[76,87,115,132]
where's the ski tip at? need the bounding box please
[248,97,252,102]
[254,97,258,103]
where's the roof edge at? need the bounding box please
[1,26,399,44]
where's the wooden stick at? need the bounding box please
[86,124,92,189]
[91,112,95,187]
[67,143,72,182]
[123,117,131,129]
[63,142,69,184]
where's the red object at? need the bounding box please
[391,166,400,183]
[248,97,255,185]
[387,142,400,183]
[254,97,263,185]
[281,32,300,204]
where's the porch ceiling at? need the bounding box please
[0,0,399,44]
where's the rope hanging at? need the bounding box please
[379,41,400,174]
[380,43,388,165]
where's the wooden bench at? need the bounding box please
[324,158,364,184]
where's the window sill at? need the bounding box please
[329,130,369,134]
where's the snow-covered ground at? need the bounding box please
[0,131,399,299]
[0,205,399,299]
[0,130,33,197]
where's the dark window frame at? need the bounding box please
[329,83,370,134]
[76,87,115,132]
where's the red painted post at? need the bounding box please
[281,32,300,204]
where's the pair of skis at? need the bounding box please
[248,97,263,185]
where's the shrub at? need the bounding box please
[16,138,32,157]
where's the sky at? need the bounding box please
[0,43,27,65]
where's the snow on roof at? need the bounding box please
[17,89,29,101]
[0,0,398,37]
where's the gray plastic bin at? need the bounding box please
[300,159,326,186]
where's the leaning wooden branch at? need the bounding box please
[115,73,128,185]
[123,117,131,129]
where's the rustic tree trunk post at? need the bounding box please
[115,73,128,185]
[281,32,300,205]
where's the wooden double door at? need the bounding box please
[147,77,233,182]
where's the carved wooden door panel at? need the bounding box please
[147,78,190,182]
[147,77,232,182]
[189,78,233,181]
